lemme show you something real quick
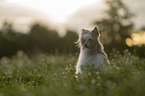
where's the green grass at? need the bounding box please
[0,50,145,96]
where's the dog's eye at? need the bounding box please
[88,39,92,41]
[83,39,85,43]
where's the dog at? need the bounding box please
[76,27,109,75]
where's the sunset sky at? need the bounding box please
[0,0,145,36]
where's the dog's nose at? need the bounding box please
[83,40,88,48]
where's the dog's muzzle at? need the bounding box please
[83,40,88,48]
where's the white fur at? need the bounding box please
[76,48,108,75]
[76,28,109,75]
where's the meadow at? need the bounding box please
[0,50,145,96]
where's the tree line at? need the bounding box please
[0,0,145,58]
[94,0,145,57]
[0,22,78,58]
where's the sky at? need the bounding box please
[0,0,145,36]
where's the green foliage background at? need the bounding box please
[0,22,79,58]
[0,0,145,58]
[0,51,145,96]
[0,0,145,95]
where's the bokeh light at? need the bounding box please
[126,31,145,47]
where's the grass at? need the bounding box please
[0,50,145,96]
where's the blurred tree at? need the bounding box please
[140,26,145,31]
[94,0,135,54]
[27,23,79,54]
[60,31,78,53]
[0,21,27,57]
[0,21,79,58]
[28,23,60,53]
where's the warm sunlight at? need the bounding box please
[126,31,145,47]
[1,0,145,95]
[7,0,101,23]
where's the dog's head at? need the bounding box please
[78,27,100,49]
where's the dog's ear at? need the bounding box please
[81,29,89,35]
[82,29,85,31]
[92,27,100,36]
[81,29,85,35]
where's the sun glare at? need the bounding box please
[126,31,145,47]
[7,0,101,23]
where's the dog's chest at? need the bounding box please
[78,51,105,68]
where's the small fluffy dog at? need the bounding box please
[76,27,109,75]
